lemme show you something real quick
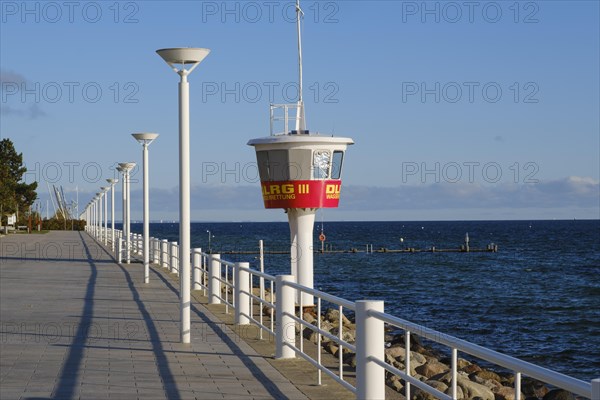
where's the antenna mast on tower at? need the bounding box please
[295,0,306,132]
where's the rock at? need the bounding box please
[389,332,423,348]
[522,378,549,399]
[396,350,427,367]
[446,384,465,399]
[385,352,397,366]
[319,320,335,333]
[428,380,449,392]
[470,374,502,391]
[498,372,515,386]
[415,359,449,379]
[303,312,316,324]
[329,327,356,344]
[262,305,274,318]
[542,389,575,400]
[385,345,405,359]
[457,358,472,369]
[456,376,495,400]
[414,380,452,400]
[431,371,453,385]
[472,370,502,383]
[430,370,470,385]
[325,341,338,356]
[414,380,449,400]
[387,375,403,392]
[493,385,521,400]
[325,308,352,327]
[303,328,319,343]
[462,364,483,374]
[414,373,427,382]
[343,352,357,368]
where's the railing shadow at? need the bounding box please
[116,263,181,400]
[150,267,291,399]
[50,232,98,400]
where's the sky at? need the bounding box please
[1,0,599,222]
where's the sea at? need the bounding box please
[127,219,600,382]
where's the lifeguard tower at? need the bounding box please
[248,0,353,305]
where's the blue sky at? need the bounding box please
[1,0,598,221]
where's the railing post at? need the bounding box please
[161,239,168,268]
[193,248,202,291]
[209,254,221,304]
[356,300,385,400]
[170,242,178,275]
[150,238,156,264]
[117,238,122,264]
[235,262,251,325]
[275,275,296,359]
[592,378,599,400]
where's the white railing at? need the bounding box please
[278,276,358,393]
[91,228,599,400]
[368,310,595,400]
[270,103,303,136]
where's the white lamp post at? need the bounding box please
[132,133,159,284]
[107,178,118,252]
[118,162,136,264]
[206,230,212,253]
[89,201,93,236]
[157,47,210,344]
[95,193,102,240]
[100,187,109,245]
[87,202,91,235]
[92,200,96,236]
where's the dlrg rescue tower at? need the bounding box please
[248,0,353,305]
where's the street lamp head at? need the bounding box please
[107,178,118,184]
[118,162,136,172]
[132,132,159,146]
[156,47,210,74]
[101,187,109,192]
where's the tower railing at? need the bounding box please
[270,103,304,136]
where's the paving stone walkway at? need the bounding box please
[0,231,308,400]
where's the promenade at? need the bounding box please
[0,231,310,400]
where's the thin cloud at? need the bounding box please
[0,69,26,85]
[45,177,598,221]
[0,69,47,120]
[129,176,599,214]
[342,176,599,210]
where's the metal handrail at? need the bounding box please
[369,310,592,398]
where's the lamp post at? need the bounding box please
[89,201,94,236]
[116,165,125,254]
[92,199,97,237]
[107,178,118,252]
[157,47,210,344]
[207,230,212,254]
[100,187,109,245]
[118,163,136,264]
[132,133,159,284]
[87,202,92,235]
[95,193,102,241]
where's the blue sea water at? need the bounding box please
[129,219,600,381]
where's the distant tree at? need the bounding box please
[0,138,38,224]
